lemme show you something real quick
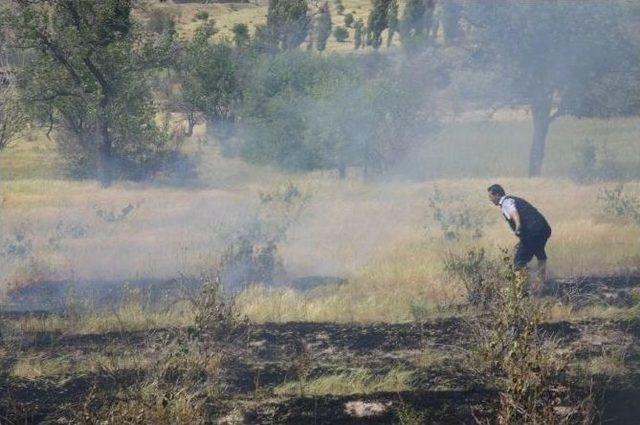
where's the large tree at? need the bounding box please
[1,0,174,185]
[365,0,392,49]
[315,2,332,52]
[466,1,639,177]
[0,50,25,152]
[265,0,310,50]
[180,25,240,149]
[399,0,435,52]
[239,52,438,178]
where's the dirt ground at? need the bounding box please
[2,276,640,424]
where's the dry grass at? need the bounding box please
[1,117,639,324]
[10,351,151,379]
[274,367,412,396]
[11,301,194,334]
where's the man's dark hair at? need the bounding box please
[487,184,505,197]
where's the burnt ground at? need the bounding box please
[1,275,640,424]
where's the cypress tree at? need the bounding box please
[316,2,332,51]
[386,0,399,47]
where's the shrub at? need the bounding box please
[569,139,621,183]
[333,25,349,41]
[426,187,492,241]
[232,23,250,47]
[218,183,309,289]
[193,271,248,340]
[598,184,640,225]
[195,10,209,21]
[344,13,354,27]
[443,247,498,308]
[455,249,595,424]
[147,9,177,34]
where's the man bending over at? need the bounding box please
[488,184,552,293]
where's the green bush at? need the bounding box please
[195,10,209,21]
[147,9,177,34]
[344,13,354,27]
[569,139,621,183]
[598,184,640,225]
[333,25,349,42]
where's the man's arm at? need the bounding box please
[501,198,522,236]
[510,209,523,237]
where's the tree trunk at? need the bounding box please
[528,92,553,177]
[97,97,113,187]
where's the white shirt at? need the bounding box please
[499,195,517,220]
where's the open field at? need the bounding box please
[1,114,640,423]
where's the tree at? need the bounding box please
[266,0,310,50]
[238,51,439,179]
[232,23,250,48]
[441,0,463,45]
[0,51,25,152]
[365,0,391,49]
[333,26,349,42]
[1,0,174,185]
[399,0,435,52]
[354,19,364,49]
[344,13,354,28]
[386,0,398,47]
[466,2,640,176]
[181,25,240,150]
[315,2,332,51]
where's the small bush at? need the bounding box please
[194,10,209,21]
[344,13,354,27]
[456,249,595,424]
[569,139,621,183]
[147,9,177,34]
[333,26,349,42]
[443,247,498,308]
[232,23,250,47]
[426,187,491,241]
[598,184,640,225]
[193,271,248,340]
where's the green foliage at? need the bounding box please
[353,19,364,49]
[181,28,239,146]
[465,2,640,175]
[147,8,177,35]
[0,60,25,151]
[332,26,349,42]
[365,0,392,48]
[239,51,438,176]
[598,184,640,225]
[569,139,621,184]
[343,13,354,28]
[315,2,332,51]
[399,0,434,52]
[396,404,425,425]
[266,0,310,50]
[444,247,497,308]
[2,0,177,184]
[219,183,309,288]
[193,271,248,339]
[426,187,491,241]
[231,23,250,48]
[386,0,398,47]
[194,10,209,21]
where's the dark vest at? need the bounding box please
[504,196,551,240]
